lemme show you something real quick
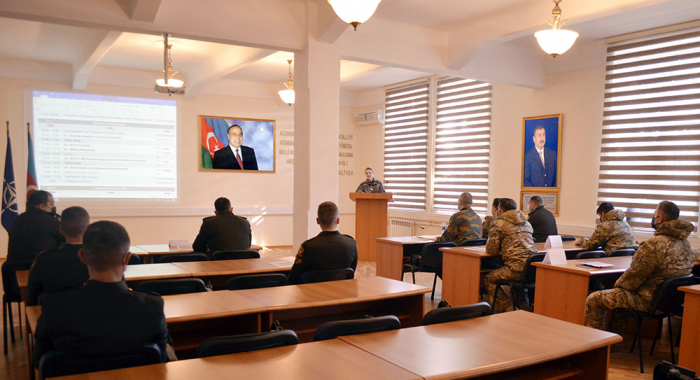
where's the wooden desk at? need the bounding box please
[26,277,429,358]
[171,258,291,289]
[339,310,621,380]
[376,236,435,280]
[52,339,423,380]
[439,240,585,307]
[679,284,700,372]
[533,256,632,325]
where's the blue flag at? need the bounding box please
[2,131,18,232]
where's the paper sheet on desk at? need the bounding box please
[270,256,295,267]
[417,235,439,240]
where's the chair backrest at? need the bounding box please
[313,315,401,341]
[460,238,487,247]
[560,235,576,241]
[421,302,491,326]
[574,250,606,260]
[1,260,34,301]
[155,253,209,263]
[226,274,289,290]
[212,250,260,261]
[135,278,208,296]
[421,242,456,271]
[298,268,354,284]
[650,274,695,314]
[195,330,299,358]
[609,248,636,257]
[522,253,546,285]
[39,343,161,380]
[128,254,141,265]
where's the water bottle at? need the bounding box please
[441,221,446,233]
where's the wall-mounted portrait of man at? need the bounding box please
[521,114,562,190]
[199,116,275,172]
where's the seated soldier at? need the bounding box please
[482,198,500,239]
[584,201,696,330]
[27,206,90,306]
[34,221,172,364]
[437,192,482,246]
[484,198,537,313]
[577,202,637,255]
[288,201,358,284]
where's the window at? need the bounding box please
[433,78,492,215]
[383,80,430,211]
[384,77,492,215]
[598,26,700,231]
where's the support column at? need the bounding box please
[292,17,341,252]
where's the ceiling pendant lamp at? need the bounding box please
[534,0,579,60]
[327,0,381,31]
[154,34,185,95]
[278,59,295,106]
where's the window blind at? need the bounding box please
[599,27,700,231]
[433,77,492,215]
[384,81,430,211]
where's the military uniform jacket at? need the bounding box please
[437,207,483,246]
[614,219,695,309]
[7,208,63,263]
[34,280,169,364]
[26,243,89,306]
[192,211,252,253]
[355,179,385,193]
[527,205,558,243]
[288,230,358,284]
[579,210,637,255]
[482,215,498,239]
[486,210,537,273]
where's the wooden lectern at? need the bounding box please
[350,192,393,262]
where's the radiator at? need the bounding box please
[389,219,413,237]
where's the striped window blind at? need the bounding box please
[599,27,700,231]
[384,81,430,211]
[433,77,492,215]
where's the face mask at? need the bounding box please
[51,206,57,214]
[651,218,657,230]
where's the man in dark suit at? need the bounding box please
[212,125,258,170]
[523,126,557,187]
[527,196,558,242]
[288,201,358,284]
[26,206,90,306]
[33,221,171,364]
[6,190,64,264]
[192,197,252,254]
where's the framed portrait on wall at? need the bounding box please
[521,114,562,190]
[199,115,275,173]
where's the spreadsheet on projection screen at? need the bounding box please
[32,91,177,201]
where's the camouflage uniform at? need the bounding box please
[584,219,696,330]
[355,180,385,193]
[484,210,537,313]
[482,215,498,239]
[579,210,637,255]
[437,206,483,246]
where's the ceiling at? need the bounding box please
[0,0,699,99]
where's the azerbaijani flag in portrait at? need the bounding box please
[200,118,224,169]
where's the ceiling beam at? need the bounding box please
[184,48,275,98]
[72,30,122,90]
[313,0,348,44]
[114,0,163,23]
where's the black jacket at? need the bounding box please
[192,211,252,253]
[34,280,169,364]
[288,231,358,285]
[26,243,89,306]
[7,208,63,263]
[528,205,558,243]
[212,145,258,170]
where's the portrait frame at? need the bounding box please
[198,115,276,173]
[520,191,560,217]
[521,113,562,191]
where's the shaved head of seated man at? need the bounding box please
[33,221,172,365]
[436,192,482,246]
[288,201,358,284]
